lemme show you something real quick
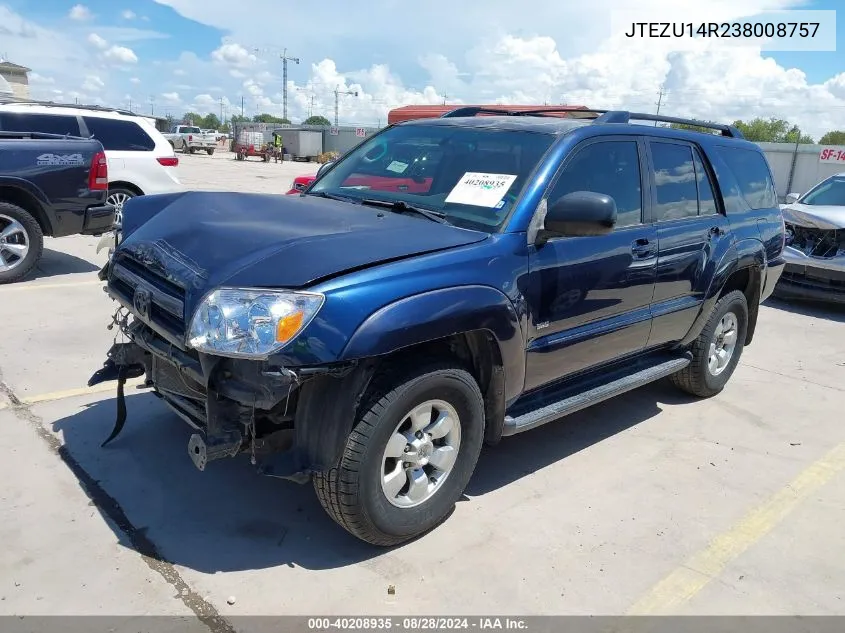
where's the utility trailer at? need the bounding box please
[232,121,272,162]
[272,128,323,162]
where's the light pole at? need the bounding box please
[280,48,299,122]
[334,85,358,126]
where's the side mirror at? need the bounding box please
[785,192,801,204]
[316,160,335,179]
[542,191,617,239]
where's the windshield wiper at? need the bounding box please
[360,198,449,224]
[304,190,360,203]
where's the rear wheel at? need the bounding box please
[0,202,43,284]
[206,148,215,156]
[313,364,485,546]
[670,290,748,397]
[106,188,136,228]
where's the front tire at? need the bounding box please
[313,364,485,546]
[0,202,43,284]
[670,290,748,398]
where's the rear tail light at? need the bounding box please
[88,151,108,191]
[157,157,179,167]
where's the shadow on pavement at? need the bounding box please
[52,380,691,571]
[763,296,845,323]
[29,247,100,280]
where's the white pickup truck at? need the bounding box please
[163,125,218,155]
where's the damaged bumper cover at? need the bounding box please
[89,316,373,482]
[777,207,845,304]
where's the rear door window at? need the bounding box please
[82,116,155,151]
[650,142,699,221]
[715,146,777,209]
[0,112,81,136]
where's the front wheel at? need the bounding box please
[670,289,748,398]
[313,364,485,546]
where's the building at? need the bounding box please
[387,104,590,125]
[0,60,31,102]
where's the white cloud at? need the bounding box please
[211,42,257,69]
[161,92,181,103]
[29,73,55,85]
[68,4,92,21]
[87,33,108,49]
[122,9,137,19]
[82,75,104,92]
[130,77,141,84]
[104,45,138,64]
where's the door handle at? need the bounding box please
[631,238,654,258]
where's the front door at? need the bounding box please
[523,137,657,393]
[645,140,730,346]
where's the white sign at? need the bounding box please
[818,146,845,164]
[329,126,339,136]
[386,160,408,174]
[445,172,518,208]
[355,127,367,138]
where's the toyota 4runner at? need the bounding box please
[88,108,786,546]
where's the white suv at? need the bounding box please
[0,103,183,223]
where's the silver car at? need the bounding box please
[776,172,845,304]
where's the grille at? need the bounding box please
[108,256,187,345]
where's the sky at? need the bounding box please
[1,0,844,139]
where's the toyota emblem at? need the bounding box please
[133,287,151,319]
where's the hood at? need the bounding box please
[113,191,488,305]
[781,203,845,230]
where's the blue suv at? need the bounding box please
[89,107,786,545]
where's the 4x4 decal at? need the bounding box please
[36,153,85,167]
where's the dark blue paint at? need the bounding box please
[106,115,786,414]
[0,136,110,236]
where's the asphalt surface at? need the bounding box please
[1,151,844,625]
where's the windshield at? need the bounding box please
[800,176,845,206]
[308,123,555,231]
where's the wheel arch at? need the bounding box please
[0,182,54,236]
[681,239,764,348]
[108,181,144,196]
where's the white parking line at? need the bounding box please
[0,378,146,410]
[0,279,104,292]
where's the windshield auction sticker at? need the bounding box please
[446,172,517,207]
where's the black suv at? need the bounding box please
[89,108,786,545]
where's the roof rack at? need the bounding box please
[594,111,743,138]
[440,106,743,138]
[441,106,602,119]
[7,101,146,118]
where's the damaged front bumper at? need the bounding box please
[89,315,372,482]
[776,246,845,305]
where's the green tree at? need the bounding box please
[229,114,249,124]
[819,130,845,145]
[668,121,721,134]
[732,118,814,144]
[303,115,331,126]
[200,113,221,130]
[253,113,290,124]
[181,111,203,125]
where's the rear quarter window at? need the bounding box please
[714,146,777,210]
[82,116,155,151]
[0,112,81,136]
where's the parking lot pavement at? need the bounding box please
[175,150,319,194]
[1,155,844,621]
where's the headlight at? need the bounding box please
[187,288,324,359]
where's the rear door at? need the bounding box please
[523,136,658,392]
[646,139,730,346]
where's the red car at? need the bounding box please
[285,175,315,195]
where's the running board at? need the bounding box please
[502,354,691,437]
